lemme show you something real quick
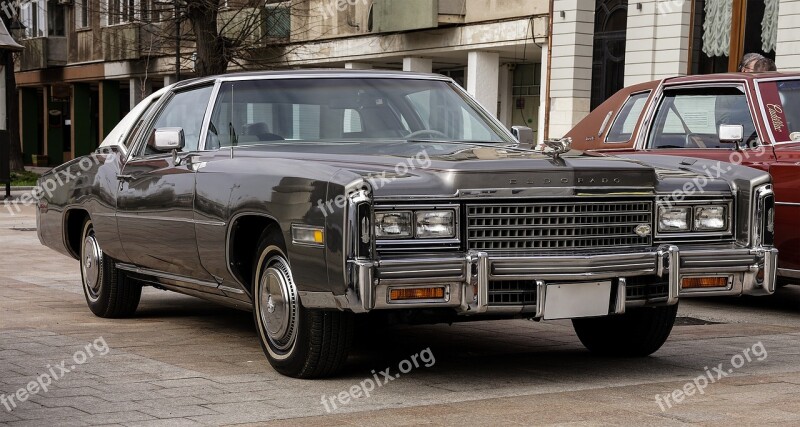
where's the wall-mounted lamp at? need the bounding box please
[559,10,565,18]
[636,3,642,10]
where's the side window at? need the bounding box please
[648,87,758,149]
[606,91,650,143]
[144,85,214,155]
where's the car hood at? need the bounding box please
[232,142,736,198]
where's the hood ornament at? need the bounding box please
[542,137,572,159]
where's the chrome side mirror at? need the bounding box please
[512,126,535,149]
[719,124,744,143]
[153,127,186,152]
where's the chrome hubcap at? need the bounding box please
[82,234,102,298]
[258,256,298,352]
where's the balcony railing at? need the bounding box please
[372,0,465,32]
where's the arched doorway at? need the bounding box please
[591,0,628,110]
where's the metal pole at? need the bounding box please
[175,1,181,81]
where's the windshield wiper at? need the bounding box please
[406,139,538,153]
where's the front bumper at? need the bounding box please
[333,244,777,317]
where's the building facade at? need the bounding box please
[11,0,800,165]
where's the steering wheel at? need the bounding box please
[405,129,449,140]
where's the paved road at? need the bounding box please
[3,205,800,426]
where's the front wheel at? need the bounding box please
[80,218,142,318]
[572,304,678,357]
[252,228,354,378]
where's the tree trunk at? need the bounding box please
[185,0,228,77]
[4,50,23,172]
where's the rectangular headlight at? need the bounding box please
[658,207,689,232]
[694,206,727,231]
[375,211,413,238]
[415,210,455,239]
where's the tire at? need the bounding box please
[80,218,142,318]
[252,227,354,378]
[572,303,678,357]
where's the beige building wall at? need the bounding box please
[548,0,594,139]
[464,0,548,23]
[624,0,691,86]
[776,0,800,71]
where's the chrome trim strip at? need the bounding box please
[219,285,246,294]
[778,268,800,279]
[113,213,226,227]
[116,263,220,289]
[775,201,800,206]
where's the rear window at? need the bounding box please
[606,91,650,143]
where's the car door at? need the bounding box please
[116,84,218,285]
[756,78,800,275]
[639,84,777,167]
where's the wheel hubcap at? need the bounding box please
[82,234,102,298]
[258,256,298,352]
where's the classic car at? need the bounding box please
[566,72,799,285]
[37,71,777,378]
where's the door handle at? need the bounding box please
[117,174,134,182]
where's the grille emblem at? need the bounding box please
[635,224,652,237]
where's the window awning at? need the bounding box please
[0,19,22,52]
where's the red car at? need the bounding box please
[567,72,800,285]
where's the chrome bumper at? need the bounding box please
[318,244,778,316]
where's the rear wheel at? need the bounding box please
[80,219,141,318]
[252,227,354,378]
[572,304,678,357]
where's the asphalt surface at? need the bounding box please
[3,204,800,426]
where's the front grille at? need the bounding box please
[488,280,537,305]
[488,278,667,306]
[467,200,653,251]
[625,276,669,301]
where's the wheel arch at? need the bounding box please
[227,212,286,295]
[63,208,91,260]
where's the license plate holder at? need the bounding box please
[543,281,612,320]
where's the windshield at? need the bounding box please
[758,79,800,143]
[648,87,759,149]
[204,78,514,149]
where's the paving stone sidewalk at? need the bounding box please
[4,205,800,426]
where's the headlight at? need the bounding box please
[375,212,413,238]
[416,210,455,239]
[658,207,689,232]
[694,206,727,231]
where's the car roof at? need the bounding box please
[172,69,453,90]
[662,71,798,85]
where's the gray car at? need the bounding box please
[36,71,777,378]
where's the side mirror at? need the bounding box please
[153,127,185,152]
[512,126,535,149]
[718,124,744,144]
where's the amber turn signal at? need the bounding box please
[681,276,729,289]
[390,287,445,301]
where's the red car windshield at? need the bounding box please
[758,79,800,143]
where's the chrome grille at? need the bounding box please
[467,200,653,251]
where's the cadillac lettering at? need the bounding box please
[36,71,777,379]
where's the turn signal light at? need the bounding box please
[681,276,729,289]
[390,287,445,301]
